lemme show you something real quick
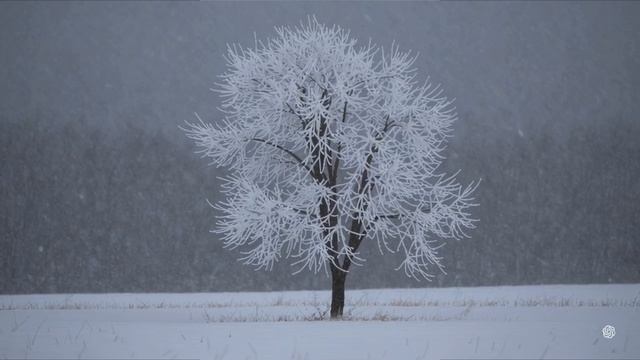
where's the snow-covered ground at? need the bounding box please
[1,284,639,359]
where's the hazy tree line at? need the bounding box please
[1,117,638,294]
[440,117,640,286]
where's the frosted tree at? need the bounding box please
[184,20,478,318]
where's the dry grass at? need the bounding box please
[2,286,638,318]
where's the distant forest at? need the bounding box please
[1,116,638,294]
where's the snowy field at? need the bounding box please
[1,284,639,359]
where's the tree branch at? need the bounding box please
[330,100,348,184]
[249,138,317,180]
[285,103,307,129]
[347,74,398,92]
[341,116,397,271]
[294,64,328,92]
[375,214,400,220]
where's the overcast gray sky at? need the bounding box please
[2,2,638,139]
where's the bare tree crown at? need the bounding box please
[184,19,478,280]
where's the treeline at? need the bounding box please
[0,118,292,293]
[437,118,640,286]
[1,118,638,294]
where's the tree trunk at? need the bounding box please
[330,271,346,319]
